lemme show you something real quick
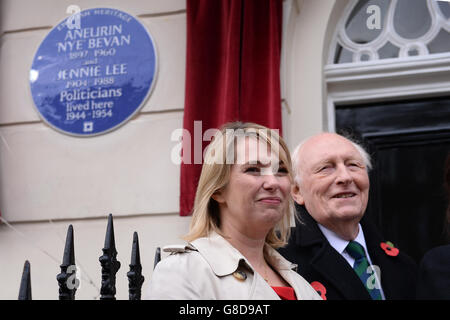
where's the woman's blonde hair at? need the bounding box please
[183,121,294,248]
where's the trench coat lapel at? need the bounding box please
[264,245,303,299]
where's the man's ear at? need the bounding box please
[291,183,305,205]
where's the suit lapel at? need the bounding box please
[362,217,399,299]
[295,205,371,299]
[310,240,372,299]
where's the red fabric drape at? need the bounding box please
[180,0,283,216]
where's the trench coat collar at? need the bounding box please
[190,232,297,277]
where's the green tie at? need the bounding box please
[345,241,382,300]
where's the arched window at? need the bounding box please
[329,0,450,64]
[324,0,450,132]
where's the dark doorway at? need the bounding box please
[335,96,450,263]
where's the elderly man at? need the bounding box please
[279,133,417,300]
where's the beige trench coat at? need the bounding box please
[146,232,322,300]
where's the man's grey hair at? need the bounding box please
[292,133,372,186]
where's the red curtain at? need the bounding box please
[180,0,283,216]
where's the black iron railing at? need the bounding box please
[56,224,77,300]
[17,213,161,300]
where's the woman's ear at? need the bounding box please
[291,183,305,205]
[211,190,224,204]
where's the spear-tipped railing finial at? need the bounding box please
[18,260,32,300]
[99,214,121,300]
[127,231,145,300]
[57,224,78,300]
[154,247,161,269]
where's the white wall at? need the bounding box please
[0,0,192,300]
[0,0,187,222]
[282,0,343,149]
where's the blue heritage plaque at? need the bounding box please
[30,8,157,136]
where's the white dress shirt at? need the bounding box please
[318,223,386,299]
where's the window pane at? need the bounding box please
[408,48,419,56]
[378,41,400,59]
[437,1,450,20]
[345,0,389,44]
[330,0,450,65]
[394,0,431,39]
[334,44,354,64]
[428,29,450,54]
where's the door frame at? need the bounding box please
[325,54,450,132]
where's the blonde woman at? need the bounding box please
[147,122,321,300]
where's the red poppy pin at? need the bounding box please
[310,281,327,300]
[380,241,399,257]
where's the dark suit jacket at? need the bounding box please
[416,244,450,299]
[278,205,418,300]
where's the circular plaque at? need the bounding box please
[30,8,157,136]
